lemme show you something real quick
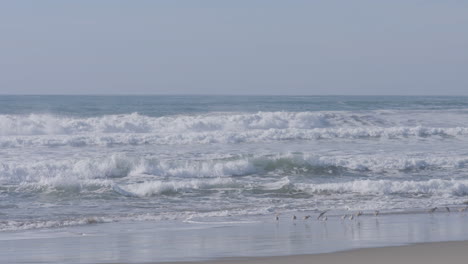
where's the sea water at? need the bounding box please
[1,95,468,233]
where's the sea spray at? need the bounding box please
[2,96,468,231]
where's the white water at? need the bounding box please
[1,110,468,148]
[2,106,468,232]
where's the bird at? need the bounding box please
[349,215,354,220]
[341,215,347,220]
[428,207,438,213]
[374,210,379,216]
[317,211,328,220]
[458,206,468,212]
[356,211,363,217]
[275,213,280,221]
[303,215,311,220]
[293,215,297,220]
[445,207,450,213]
[322,216,328,221]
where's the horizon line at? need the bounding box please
[0,94,467,97]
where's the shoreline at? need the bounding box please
[3,211,468,263]
[157,240,468,264]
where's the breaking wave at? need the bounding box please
[295,179,468,197]
[2,153,468,194]
[117,178,239,197]
[4,99,468,233]
[1,111,468,147]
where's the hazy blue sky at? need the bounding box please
[1,0,467,95]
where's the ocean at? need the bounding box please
[1,95,468,233]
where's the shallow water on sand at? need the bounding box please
[2,211,468,263]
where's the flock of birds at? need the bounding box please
[274,205,468,222]
[428,206,468,213]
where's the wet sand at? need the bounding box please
[160,240,468,264]
[3,212,468,263]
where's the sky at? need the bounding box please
[0,0,467,95]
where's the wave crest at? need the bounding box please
[117,178,238,197]
[1,111,468,147]
[296,179,468,196]
[2,153,468,190]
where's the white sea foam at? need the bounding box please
[0,206,274,231]
[131,158,255,178]
[2,153,468,190]
[120,178,238,197]
[2,126,468,148]
[295,179,468,196]
[3,101,468,234]
[0,217,109,232]
[251,152,468,173]
[1,111,468,148]
[0,154,132,183]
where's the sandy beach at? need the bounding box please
[161,241,468,264]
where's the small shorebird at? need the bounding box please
[445,207,450,213]
[374,210,379,216]
[356,211,363,217]
[322,216,328,221]
[317,211,327,220]
[303,215,311,220]
[293,215,297,220]
[349,215,354,220]
[428,207,438,213]
[458,206,468,212]
[341,214,347,220]
[275,213,280,221]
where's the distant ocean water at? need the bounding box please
[1,95,468,231]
